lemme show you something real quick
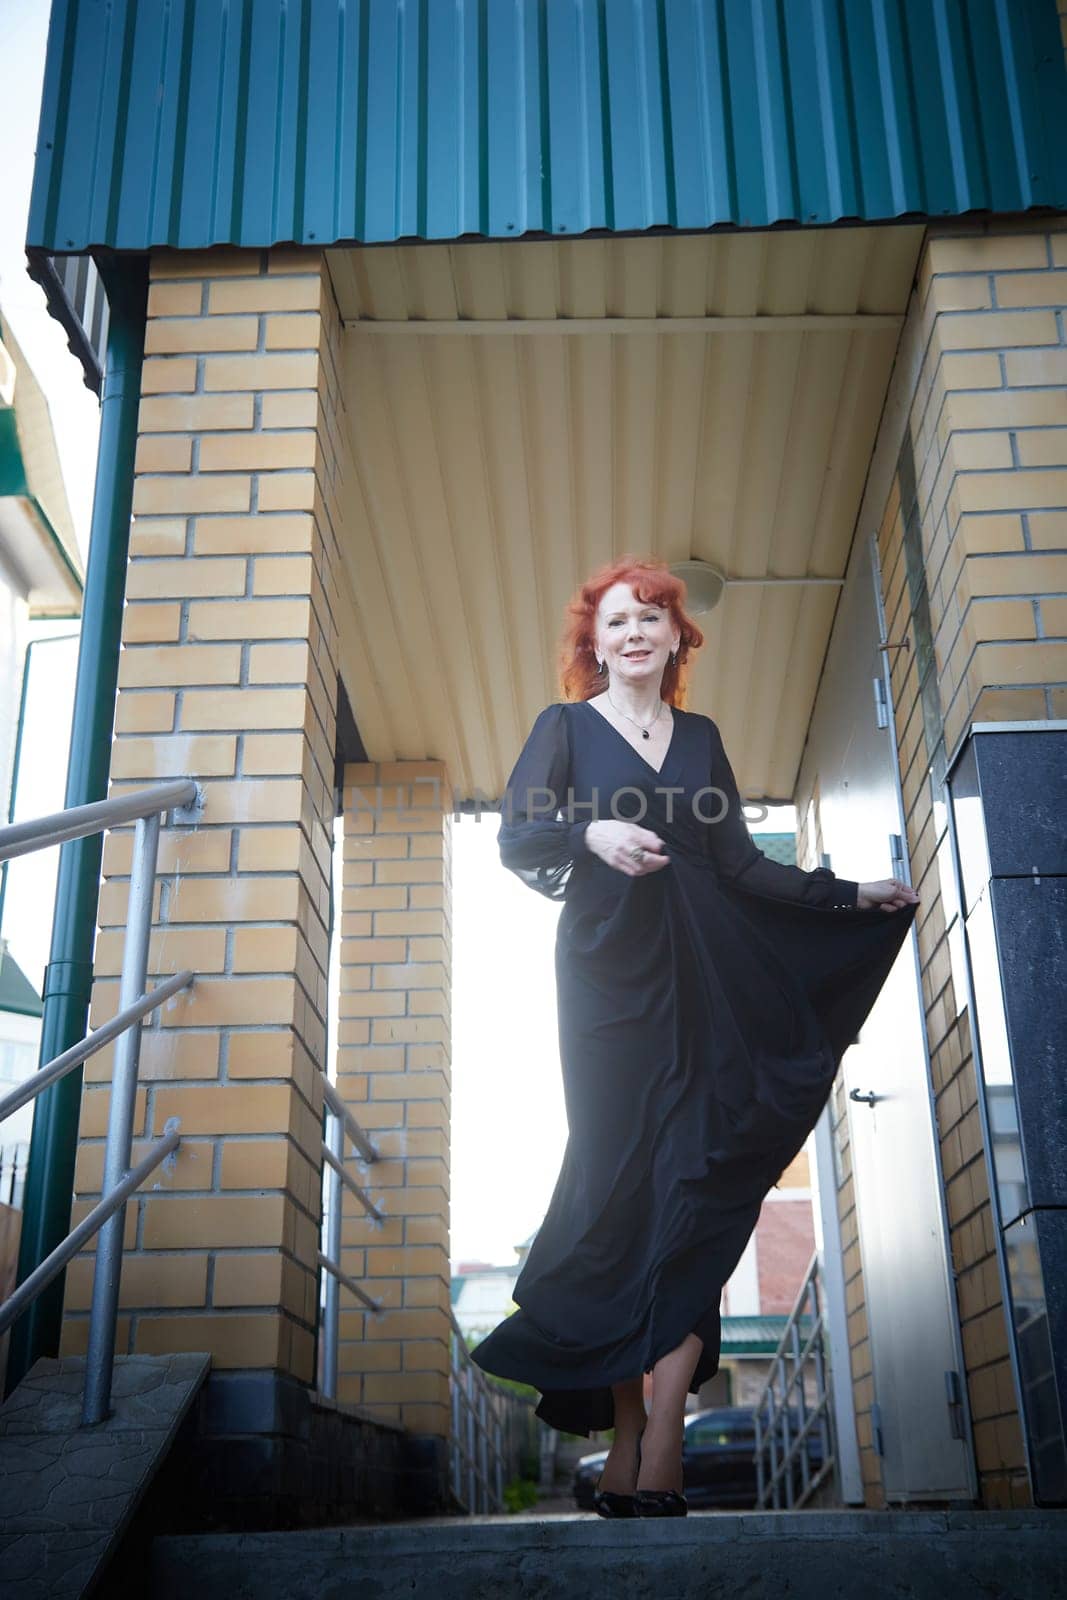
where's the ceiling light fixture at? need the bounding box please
[669,560,726,615]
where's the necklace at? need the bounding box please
[606,690,666,740]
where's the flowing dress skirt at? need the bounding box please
[469,700,918,1435]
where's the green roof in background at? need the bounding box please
[720,1314,812,1356]
[28,0,1067,257]
[0,950,44,1020]
[754,831,796,868]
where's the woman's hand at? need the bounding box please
[585,820,671,877]
[857,877,920,912]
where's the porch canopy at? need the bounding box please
[25,0,1067,801]
[27,0,1067,252]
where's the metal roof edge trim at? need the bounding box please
[26,251,105,399]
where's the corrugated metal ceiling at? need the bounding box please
[28,0,1067,255]
[327,228,923,803]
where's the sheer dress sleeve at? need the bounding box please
[497,703,592,900]
[703,717,859,911]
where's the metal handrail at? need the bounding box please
[753,1250,838,1509]
[0,778,200,1426]
[312,1085,534,1511]
[321,1140,384,1223]
[317,1251,382,1315]
[0,777,197,862]
[0,969,193,1124]
[0,1126,180,1339]
[322,1077,379,1164]
[448,1308,536,1514]
[317,1082,383,1399]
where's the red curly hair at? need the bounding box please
[558,555,705,708]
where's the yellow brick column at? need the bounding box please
[336,760,452,1435]
[869,216,1067,1507]
[62,247,344,1383]
[917,225,1067,749]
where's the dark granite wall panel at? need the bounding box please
[948,726,1067,1506]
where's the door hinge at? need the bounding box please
[872,675,889,729]
[889,833,905,879]
[945,1370,965,1440]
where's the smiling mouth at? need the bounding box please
[623,650,650,659]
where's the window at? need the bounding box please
[0,1039,37,1085]
[686,1416,754,1450]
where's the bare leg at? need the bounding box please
[635,1332,703,1493]
[596,1375,647,1491]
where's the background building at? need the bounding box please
[0,303,82,1393]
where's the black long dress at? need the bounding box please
[468,698,918,1436]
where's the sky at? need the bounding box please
[0,1,797,1272]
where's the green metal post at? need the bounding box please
[5,257,148,1395]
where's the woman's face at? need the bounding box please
[595,582,680,688]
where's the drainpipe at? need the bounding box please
[5,256,148,1395]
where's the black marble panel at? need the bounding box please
[991,876,1067,1211]
[1004,1208,1067,1507]
[973,730,1067,880]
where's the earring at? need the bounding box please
[596,656,605,673]
[670,650,677,666]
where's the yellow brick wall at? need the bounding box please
[336,761,453,1436]
[63,248,348,1381]
[913,231,1067,747]
[806,216,1066,1509]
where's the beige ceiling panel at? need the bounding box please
[475,336,549,752]
[810,327,904,573]
[652,332,709,563]
[342,337,461,763]
[451,242,508,320]
[328,225,925,803]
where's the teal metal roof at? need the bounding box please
[28,0,1067,256]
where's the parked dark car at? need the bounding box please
[572,1405,825,1511]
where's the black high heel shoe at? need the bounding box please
[592,1430,645,1518]
[633,1487,688,1517]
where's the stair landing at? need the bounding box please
[152,1507,1067,1599]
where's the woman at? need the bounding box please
[469,556,919,1518]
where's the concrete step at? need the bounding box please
[0,1352,210,1600]
[151,1509,1067,1599]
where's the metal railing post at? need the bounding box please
[321,1108,344,1400]
[753,1252,840,1510]
[465,1361,476,1509]
[477,1387,489,1512]
[81,811,161,1425]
